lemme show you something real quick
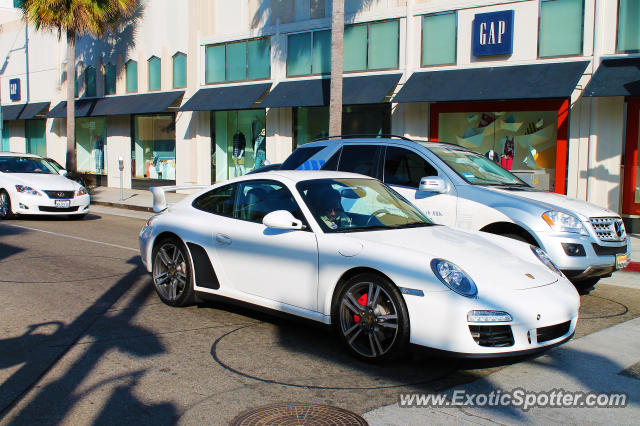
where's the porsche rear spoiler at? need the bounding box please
[149,185,210,213]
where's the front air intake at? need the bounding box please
[469,325,514,347]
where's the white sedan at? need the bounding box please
[0,152,90,219]
[139,171,580,361]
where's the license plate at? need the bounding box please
[55,200,70,208]
[616,253,630,269]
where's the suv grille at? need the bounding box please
[469,325,514,347]
[44,190,75,199]
[537,321,571,343]
[589,217,626,242]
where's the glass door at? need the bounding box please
[623,99,640,215]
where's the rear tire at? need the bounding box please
[0,190,13,220]
[333,273,410,363]
[151,237,196,307]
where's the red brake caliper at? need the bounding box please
[353,293,368,323]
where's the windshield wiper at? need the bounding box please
[395,222,433,229]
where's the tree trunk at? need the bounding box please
[329,0,344,137]
[65,31,76,172]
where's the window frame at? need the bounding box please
[286,29,330,77]
[84,66,97,97]
[382,145,439,189]
[125,59,138,93]
[615,0,640,53]
[233,179,309,228]
[192,183,237,217]
[336,144,384,180]
[537,0,585,59]
[172,52,187,89]
[344,19,400,74]
[104,62,116,95]
[204,36,271,84]
[421,11,457,68]
[147,55,162,92]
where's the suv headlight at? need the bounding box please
[77,187,88,196]
[430,259,478,298]
[531,246,563,276]
[542,210,588,235]
[15,185,42,196]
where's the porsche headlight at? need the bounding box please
[531,246,562,276]
[542,210,588,235]
[430,259,477,298]
[15,185,42,196]
[76,187,88,196]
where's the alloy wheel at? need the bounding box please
[0,192,9,218]
[339,282,399,358]
[153,242,188,302]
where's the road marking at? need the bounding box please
[1,223,138,252]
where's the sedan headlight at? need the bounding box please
[542,210,588,235]
[15,185,42,196]
[76,187,88,196]
[430,259,478,298]
[531,246,563,276]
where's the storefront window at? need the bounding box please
[636,109,640,204]
[293,104,391,147]
[76,117,107,174]
[539,0,584,57]
[85,66,96,97]
[422,12,457,66]
[132,114,176,181]
[173,52,187,88]
[437,110,558,191]
[344,20,399,72]
[211,109,266,182]
[148,56,161,91]
[205,37,271,84]
[1,123,9,151]
[25,119,46,157]
[617,0,640,52]
[287,30,330,76]
[126,60,138,93]
[104,63,116,95]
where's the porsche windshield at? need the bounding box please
[429,146,528,186]
[297,178,433,233]
[0,157,58,174]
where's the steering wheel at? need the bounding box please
[366,209,390,226]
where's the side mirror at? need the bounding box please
[59,169,68,176]
[418,176,446,194]
[263,210,304,230]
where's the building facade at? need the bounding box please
[1,0,639,229]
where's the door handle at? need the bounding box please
[215,234,232,246]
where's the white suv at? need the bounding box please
[280,137,631,293]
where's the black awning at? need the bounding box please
[394,61,590,103]
[47,99,97,118]
[2,104,26,121]
[18,102,51,119]
[261,74,402,108]
[584,58,640,97]
[91,91,184,116]
[180,83,271,111]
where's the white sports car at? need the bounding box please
[139,171,580,361]
[0,152,90,219]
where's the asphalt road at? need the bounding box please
[0,212,639,425]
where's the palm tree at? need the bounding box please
[329,0,344,137]
[20,0,138,172]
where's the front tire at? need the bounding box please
[0,190,13,220]
[333,273,410,362]
[151,237,195,307]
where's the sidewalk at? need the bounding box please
[364,316,640,425]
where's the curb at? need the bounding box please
[625,261,640,273]
[91,200,154,213]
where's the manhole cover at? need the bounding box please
[230,403,368,426]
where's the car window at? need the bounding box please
[192,184,236,217]
[280,146,325,170]
[235,180,305,225]
[0,157,57,174]
[337,145,378,177]
[384,147,438,188]
[322,148,341,171]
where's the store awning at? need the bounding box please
[179,83,271,111]
[1,104,26,121]
[261,74,402,108]
[393,61,589,103]
[18,102,50,119]
[584,58,640,97]
[47,91,185,118]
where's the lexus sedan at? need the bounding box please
[139,171,580,361]
[0,152,90,219]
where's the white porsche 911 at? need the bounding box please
[0,152,90,219]
[139,171,580,361]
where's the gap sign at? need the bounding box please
[9,78,21,101]
[472,10,514,57]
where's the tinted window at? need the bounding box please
[384,147,438,188]
[322,148,341,171]
[337,145,378,177]
[193,184,235,216]
[235,180,304,224]
[280,146,324,170]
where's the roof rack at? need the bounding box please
[310,134,415,143]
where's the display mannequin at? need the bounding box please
[253,127,266,169]
[233,130,246,176]
[92,135,104,173]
